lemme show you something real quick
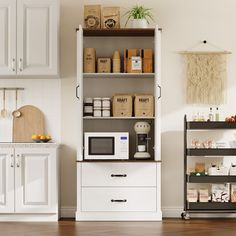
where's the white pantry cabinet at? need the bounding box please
[0,0,59,76]
[0,143,59,222]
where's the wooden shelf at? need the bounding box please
[187,148,236,156]
[187,121,236,130]
[77,28,159,37]
[187,175,236,183]
[83,117,155,120]
[187,202,236,211]
[83,73,155,79]
[77,159,161,163]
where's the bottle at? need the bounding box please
[215,107,220,121]
[209,107,214,121]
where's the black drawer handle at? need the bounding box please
[111,199,127,203]
[111,174,127,178]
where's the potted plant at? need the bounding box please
[124,5,154,28]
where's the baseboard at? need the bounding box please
[60,206,76,218]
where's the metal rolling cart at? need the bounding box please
[182,115,236,220]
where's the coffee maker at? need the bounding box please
[134,121,151,159]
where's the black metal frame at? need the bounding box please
[183,115,236,216]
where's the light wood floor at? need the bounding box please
[1,219,236,236]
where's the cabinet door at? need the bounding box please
[0,148,14,213]
[17,0,58,75]
[0,0,16,75]
[15,148,57,213]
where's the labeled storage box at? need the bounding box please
[211,184,230,202]
[84,48,96,73]
[199,188,209,202]
[97,58,111,73]
[231,184,236,202]
[101,7,120,29]
[134,94,154,117]
[142,49,153,73]
[124,49,142,73]
[84,5,101,29]
[112,94,133,117]
[187,188,198,202]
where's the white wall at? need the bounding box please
[59,0,236,217]
[0,79,61,143]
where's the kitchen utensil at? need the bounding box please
[12,89,21,118]
[13,105,45,142]
[1,89,8,118]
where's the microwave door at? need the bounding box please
[87,137,115,159]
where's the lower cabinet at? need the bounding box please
[0,144,59,221]
[76,162,162,221]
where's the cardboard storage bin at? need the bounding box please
[124,49,142,73]
[142,49,153,73]
[134,94,154,117]
[84,5,101,29]
[112,94,133,117]
[97,58,111,73]
[101,7,120,29]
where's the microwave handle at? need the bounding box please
[111,174,127,178]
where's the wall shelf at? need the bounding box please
[187,148,236,156]
[77,28,159,37]
[83,73,155,79]
[187,121,236,130]
[187,175,236,183]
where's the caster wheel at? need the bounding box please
[181,212,190,220]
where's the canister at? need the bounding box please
[84,106,93,113]
[102,108,111,117]
[94,108,102,117]
[102,98,111,108]
[84,97,93,106]
[93,98,102,108]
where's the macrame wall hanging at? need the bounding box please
[180,41,231,105]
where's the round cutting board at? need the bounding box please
[13,105,45,142]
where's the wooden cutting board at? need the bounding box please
[13,105,45,142]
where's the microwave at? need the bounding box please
[84,132,129,160]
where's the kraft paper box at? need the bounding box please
[134,94,154,117]
[101,7,120,29]
[187,188,198,202]
[84,5,101,29]
[97,58,111,73]
[112,94,133,117]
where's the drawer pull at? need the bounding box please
[111,199,127,203]
[111,174,127,178]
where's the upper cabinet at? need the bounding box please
[0,0,59,77]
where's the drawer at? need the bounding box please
[81,187,156,212]
[81,163,157,187]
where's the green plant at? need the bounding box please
[124,5,154,26]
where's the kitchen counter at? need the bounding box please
[0,143,59,148]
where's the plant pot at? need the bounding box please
[131,19,148,28]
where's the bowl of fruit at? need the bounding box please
[32,134,51,143]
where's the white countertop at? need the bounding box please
[0,143,60,148]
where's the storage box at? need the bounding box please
[142,49,153,73]
[208,165,228,176]
[187,188,198,202]
[84,5,101,29]
[97,58,111,73]
[101,7,120,29]
[84,48,96,73]
[124,49,142,73]
[112,94,133,117]
[231,184,236,202]
[199,188,209,202]
[211,184,230,202]
[134,94,154,117]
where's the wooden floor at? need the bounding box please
[1,219,236,236]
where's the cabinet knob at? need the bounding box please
[16,154,20,168]
[111,174,127,178]
[10,154,14,168]
[111,199,127,203]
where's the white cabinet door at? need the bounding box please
[0,0,16,75]
[15,148,57,213]
[0,148,14,213]
[17,0,58,75]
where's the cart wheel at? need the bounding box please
[181,212,190,220]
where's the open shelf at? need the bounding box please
[187,202,236,211]
[77,28,159,37]
[187,121,236,130]
[83,73,155,79]
[83,117,155,120]
[77,159,161,163]
[187,148,236,156]
[187,175,236,183]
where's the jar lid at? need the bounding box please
[93,98,102,100]
[102,108,111,111]
[94,108,102,111]
[84,97,93,101]
[102,98,111,100]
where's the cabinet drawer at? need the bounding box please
[82,187,156,212]
[81,163,156,187]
